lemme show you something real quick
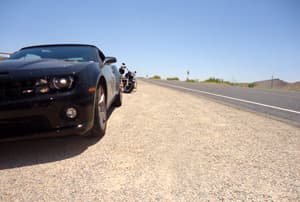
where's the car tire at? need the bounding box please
[124,83,134,93]
[88,85,107,137]
[114,88,122,107]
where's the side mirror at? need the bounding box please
[103,57,117,65]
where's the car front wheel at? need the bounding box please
[114,87,122,107]
[89,85,107,137]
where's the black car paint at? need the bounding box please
[0,44,120,139]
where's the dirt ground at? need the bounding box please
[0,81,299,201]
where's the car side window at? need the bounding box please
[21,54,41,60]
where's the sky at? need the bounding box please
[0,0,299,82]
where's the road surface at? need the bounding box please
[144,79,300,127]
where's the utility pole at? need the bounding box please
[271,75,274,89]
[187,70,190,81]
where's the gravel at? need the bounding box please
[0,80,299,201]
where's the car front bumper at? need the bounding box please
[0,89,96,139]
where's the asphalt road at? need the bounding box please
[143,79,300,127]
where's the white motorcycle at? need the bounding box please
[119,66,137,93]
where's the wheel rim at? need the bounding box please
[97,87,106,129]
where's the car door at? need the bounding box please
[110,65,117,96]
[101,64,114,107]
[111,65,120,94]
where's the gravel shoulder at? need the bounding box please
[0,80,299,201]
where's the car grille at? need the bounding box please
[0,116,52,137]
[0,79,36,101]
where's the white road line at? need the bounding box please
[150,80,300,115]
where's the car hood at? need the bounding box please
[0,59,93,78]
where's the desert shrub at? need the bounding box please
[248,83,256,88]
[186,79,196,83]
[150,75,161,80]
[204,77,233,85]
[167,77,180,81]
[205,77,224,83]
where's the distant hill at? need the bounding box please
[285,82,300,91]
[254,79,287,88]
[254,79,300,91]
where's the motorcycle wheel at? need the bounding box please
[124,83,134,93]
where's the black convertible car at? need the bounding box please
[0,44,122,139]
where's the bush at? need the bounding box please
[150,75,161,80]
[204,77,233,85]
[167,77,179,81]
[205,77,224,83]
[223,81,234,86]
[248,83,256,88]
[186,79,196,83]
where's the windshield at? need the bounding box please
[9,46,99,62]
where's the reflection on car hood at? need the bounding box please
[0,59,93,78]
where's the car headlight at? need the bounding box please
[35,76,75,93]
[52,76,74,90]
